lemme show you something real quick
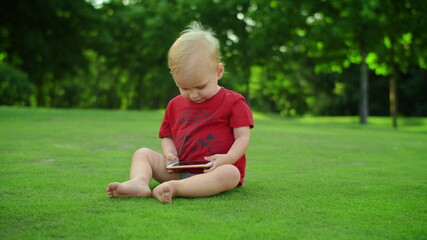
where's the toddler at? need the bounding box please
[106,22,254,203]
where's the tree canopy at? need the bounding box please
[1,0,426,122]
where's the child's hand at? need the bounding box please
[203,154,229,173]
[165,153,179,173]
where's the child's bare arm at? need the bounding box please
[204,126,250,172]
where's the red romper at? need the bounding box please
[159,87,254,186]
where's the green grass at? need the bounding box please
[1,106,426,240]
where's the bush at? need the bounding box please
[0,63,34,106]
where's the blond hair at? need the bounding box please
[168,22,221,74]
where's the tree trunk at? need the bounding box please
[359,48,369,124]
[389,73,398,129]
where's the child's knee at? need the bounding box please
[133,147,155,160]
[216,165,240,188]
[134,147,148,155]
[132,148,165,168]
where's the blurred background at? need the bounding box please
[1,0,426,123]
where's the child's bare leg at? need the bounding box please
[106,148,179,198]
[152,164,240,203]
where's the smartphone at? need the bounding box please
[166,160,213,170]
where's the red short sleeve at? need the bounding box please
[230,98,254,129]
[159,106,172,138]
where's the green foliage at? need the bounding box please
[398,67,427,116]
[0,63,34,106]
[0,0,100,105]
[249,64,312,116]
[0,107,426,239]
[0,0,426,116]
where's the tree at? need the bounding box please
[1,0,425,119]
[299,0,384,124]
[0,0,100,106]
[366,0,427,128]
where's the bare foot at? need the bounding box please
[153,182,175,203]
[106,179,151,198]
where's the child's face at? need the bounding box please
[172,61,224,103]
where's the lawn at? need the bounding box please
[0,106,426,239]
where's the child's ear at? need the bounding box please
[216,63,224,79]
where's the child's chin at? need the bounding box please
[190,99,205,103]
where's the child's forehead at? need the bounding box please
[173,63,209,81]
[173,71,209,89]
[175,78,208,89]
[172,61,215,86]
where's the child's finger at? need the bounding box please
[203,162,217,173]
[204,155,216,161]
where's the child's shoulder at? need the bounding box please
[168,94,186,104]
[221,87,246,102]
[164,95,186,111]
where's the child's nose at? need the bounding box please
[189,91,198,98]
